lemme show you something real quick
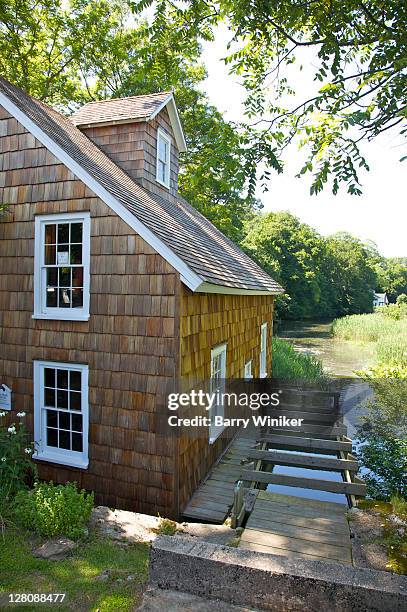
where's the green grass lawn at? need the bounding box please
[0,530,149,611]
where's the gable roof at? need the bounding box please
[0,77,283,296]
[71,91,187,152]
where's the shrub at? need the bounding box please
[0,412,36,501]
[154,517,177,536]
[271,337,324,379]
[356,365,407,501]
[14,481,94,539]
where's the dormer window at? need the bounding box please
[156,128,171,188]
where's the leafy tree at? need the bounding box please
[0,0,258,241]
[375,258,407,302]
[140,0,407,195]
[324,232,377,315]
[242,212,329,319]
[243,213,379,319]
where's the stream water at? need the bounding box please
[267,319,375,504]
[277,319,375,377]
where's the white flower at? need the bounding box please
[16,411,26,418]
[0,411,6,417]
[24,448,33,454]
[1,457,6,462]
[7,425,16,434]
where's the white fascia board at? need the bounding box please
[149,94,187,153]
[0,90,202,292]
[194,281,283,296]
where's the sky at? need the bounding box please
[201,28,406,258]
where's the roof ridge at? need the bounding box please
[74,91,173,109]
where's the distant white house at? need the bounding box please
[373,292,389,307]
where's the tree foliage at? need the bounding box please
[0,0,258,241]
[139,0,407,195]
[243,212,379,319]
[375,258,407,302]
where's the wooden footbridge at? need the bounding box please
[182,384,366,565]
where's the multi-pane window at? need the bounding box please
[260,322,268,378]
[156,128,171,188]
[34,213,90,320]
[34,361,89,468]
[209,343,227,443]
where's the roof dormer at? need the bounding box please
[71,92,186,202]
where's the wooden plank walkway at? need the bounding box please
[181,433,255,523]
[239,490,352,565]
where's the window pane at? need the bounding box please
[46,409,58,428]
[47,428,58,447]
[45,245,56,265]
[70,244,82,264]
[58,267,71,288]
[71,413,83,432]
[159,137,168,160]
[59,411,70,430]
[57,369,68,389]
[57,223,69,243]
[72,288,83,308]
[59,430,70,449]
[45,224,56,244]
[57,246,70,266]
[70,223,82,243]
[70,370,81,391]
[57,389,68,409]
[158,160,166,183]
[44,368,55,388]
[46,268,58,287]
[59,288,71,307]
[72,267,83,287]
[46,287,57,307]
[70,391,81,411]
[72,433,83,452]
[44,387,55,407]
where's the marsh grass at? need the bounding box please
[332,313,407,367]
[271,337,324,379]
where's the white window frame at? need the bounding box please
[156,128,171,189]
[33,212,90,321]
[209,343,227,444]
[244,360,253,380]
[260,322,268,378]
[33,360,89,469]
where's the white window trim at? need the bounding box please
[244,360,253,380]
[33,212,90,321]
[33,360,89,469]
[209,343,227,444]
[260,322,268,378]
[156,127,171,189]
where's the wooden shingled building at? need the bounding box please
[0,77,283,518]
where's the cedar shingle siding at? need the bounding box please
[178,287,274,509]
[0,79,282,518]
[0,107,180,516]
[81,107,180,202]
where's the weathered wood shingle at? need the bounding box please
[0,77,283,294]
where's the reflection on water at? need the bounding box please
[277,320,375,377]
[266,450,348,504]
[271,321,375,505]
